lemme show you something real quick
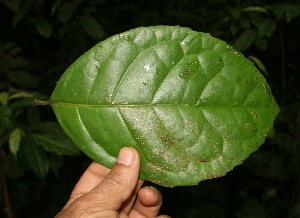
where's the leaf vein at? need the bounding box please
[87,46,118,102]
[151,43,185,103]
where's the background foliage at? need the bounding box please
[0,0,299,217]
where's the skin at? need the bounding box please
[55,147,171,218]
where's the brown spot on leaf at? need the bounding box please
[250,109,260,120]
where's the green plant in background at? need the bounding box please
[0,0,299,217]
[0,41,80,217]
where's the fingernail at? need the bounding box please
[116,147,135,166]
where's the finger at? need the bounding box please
[84,147,140,211]
[63,162,110,209]
[129,186,163,218]
[118,179,144,215]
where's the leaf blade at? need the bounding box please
[50,26,279,186]
[9,128,23,158]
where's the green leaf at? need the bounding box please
[248,55,268,76]
[19,143,49,179]
[9,91,33,99]
[0,91,9,105]
[12,0,34,27]
[233,29,257,52]
[30,121,80,156]
[271,3,300,22]
[0,105,12,128]
[57,1,77,23]
[0,0,20,12]
[35,18,52,38]
[256,19,276,38]
[79,15,104,40]
[51,0,62,15]
[49,26,279,187]
[9,96,35,110]
[7,71,38,88]
[0,42,15,52]
[9,128,23,158]
[27,122,80,156]
[31,133,80,156]
[242,6,268,14]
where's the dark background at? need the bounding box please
[0,0,299,217]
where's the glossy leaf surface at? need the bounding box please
[50,26,279,187]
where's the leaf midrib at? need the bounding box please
[46,101,272,109]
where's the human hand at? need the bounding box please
[55,147,171,218]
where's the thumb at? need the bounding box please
[86,147,140,210]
